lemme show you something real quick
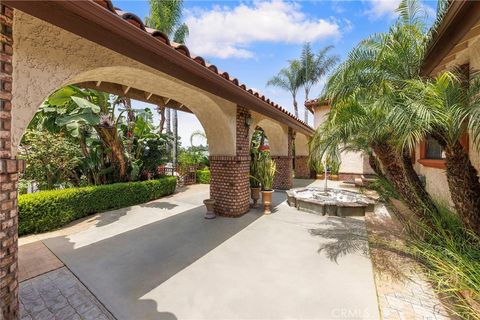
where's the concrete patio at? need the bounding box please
[20,180,380,320]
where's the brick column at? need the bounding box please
[294,155,310,178]
[0,5,21,319]
[209,106,250,216]
[272,128,293,190]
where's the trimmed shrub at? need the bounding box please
[18,177,177,235]
[196,169,211,184]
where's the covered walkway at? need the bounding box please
[19,182,380,320]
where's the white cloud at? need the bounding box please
[364,0,436,21]
[365,0,401,19]
[185,0,341,59]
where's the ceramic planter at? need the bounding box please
[250,187,261,208]
[261,190,274,215]
[203,199,216,219]
[329,175,339,181]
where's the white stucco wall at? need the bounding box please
[12,11,238,156]
[312,105,372,175]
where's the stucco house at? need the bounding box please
[305,99,374,180]
[418,0,480,207]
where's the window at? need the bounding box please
[418,134,468,169]
[425,135,445,160]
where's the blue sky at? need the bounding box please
[117,0,437,147]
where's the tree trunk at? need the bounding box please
[444,141,480,236]
[304,89,309,124]
[372,142,436,219]
[293,96,299,119]
[172,109,178,169]
[157,105,166,134]
[95,126,128,181]
[165,107,171,157]
[368,152,383,177]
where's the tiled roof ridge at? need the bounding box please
[92,0,310,128]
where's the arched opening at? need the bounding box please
[249,117,293,190]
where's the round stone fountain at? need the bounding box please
[286,188,375,217]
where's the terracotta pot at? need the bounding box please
[329,174,339,181]
[261,190,274,215]
[316,174,324,180]
[250,187,261,208]
[203,199,216,219]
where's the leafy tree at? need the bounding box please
[145,0,189,167]
[312,0,438,219]
[267,60,303,118]
[300,43,339,123]
[399,71,480,235]
[20,130,81,190]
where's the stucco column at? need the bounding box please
[0,5,21,319]
[294,132,310,178]
[272,128,293,190]
[209,106,250,216]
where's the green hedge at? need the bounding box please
[18,177,177,235]
[196,169,211,184]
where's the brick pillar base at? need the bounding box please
[210,156,250,217]
[294,156,309,178]
[0,159,23,320]
[272,156,293,190]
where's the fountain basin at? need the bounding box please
[286,187,375,217]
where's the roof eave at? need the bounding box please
[5,0,314,136]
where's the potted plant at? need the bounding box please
[312,159,325,179]
[256,156,276,214]
[250,156,261,208]
[329,159,341,181]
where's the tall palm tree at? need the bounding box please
[300,43,339,123]
[313,0,438,219]
[397,71,480,235]
[145,0,189,166]
[267,60,303,118]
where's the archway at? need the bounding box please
[249,115,293,190]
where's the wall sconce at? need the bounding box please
[245,114,252,128]
[245,115,252,137]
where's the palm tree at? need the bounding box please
[145,0,189,167]
[397,71,480,235]
[300,43,339,123]
[267,60,303,118]
[313,0,438,219]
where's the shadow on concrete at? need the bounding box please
[43,205,262,320]
[309,217,369,263]
[91,185,201,228]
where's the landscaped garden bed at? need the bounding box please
[18,177,177,235]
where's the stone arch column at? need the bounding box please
[252,116,293,190]
[294,133,310,178]
[0,5,21,319]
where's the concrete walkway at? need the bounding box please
[36,181,380,320]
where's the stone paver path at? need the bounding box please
[20,267,114,320]
[366,201,452,320]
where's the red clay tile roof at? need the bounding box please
[305,99,330,114]
[93,0,310,128]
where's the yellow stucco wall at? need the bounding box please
[12,11,238,156]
